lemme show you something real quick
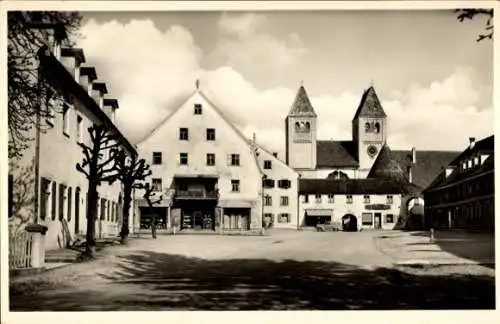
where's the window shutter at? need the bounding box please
[59,184,65,221]
[67,187,72,222]
[51,182,57,220]
[40,178,50,221]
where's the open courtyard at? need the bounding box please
[9,229,495,311]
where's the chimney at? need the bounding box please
[445,166,455,178]
[79,66,97,94]
[60,48,86,81]
[407,165,413,183]
[103,98,119,123]
[90,82,108,109]
[469,137,476,150]
[411,147,416,164]
[252,133,256,143]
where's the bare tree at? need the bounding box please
[76,124,119,255]
[136,183,163,239]
[456,9,494,42]
[8,11,81,159]
[110,149,152,243]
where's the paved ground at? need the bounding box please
[9,229,495,310]
[375,230,495,266]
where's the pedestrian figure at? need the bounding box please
[430,228,435,243]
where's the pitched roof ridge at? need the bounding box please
[135,90,196,144]
[249,140,298,174]
[197,91,264,176]
[368,144,408,182]
[352,86,387,120]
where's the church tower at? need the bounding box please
[352,86,387,176]
[285,84,317,170]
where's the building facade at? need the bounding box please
[135,87,298,233]
[285,85,459,230]
[8,37,136,250]
[424,135,494,231]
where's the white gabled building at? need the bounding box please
[135,85,291,233]
[251,141,300,229]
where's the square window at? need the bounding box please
[152,152,162,164]
[346,195,353,204]
[264,160,272,169]
[180,153,188,165]
[206,128,216,141]
[328,194,335,203]
[315,194,322,203]
[231,180,240,192]
[264,195,272,206]
[206,153,216,166]
[278,213,290,223]
[364,195,370,204]
[386,214,394,223]
[152,178,162,192]
[280,196,289,206]
[362,213,373,225]
[278,179,291,189]
[263,179,275,188]
[179,127,189,140]
[194,104,202,115]
[230,154,240,166]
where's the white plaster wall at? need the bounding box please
[136,91,263,229]
[299,193,402,230]
[254,146,299,229]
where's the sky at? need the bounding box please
[76,10,493,157]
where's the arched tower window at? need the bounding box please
[295,122,301,131]
[374,122,380,133]
[305,122,310,131]
[365,122,371,132]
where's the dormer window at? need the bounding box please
[194,104,202,115]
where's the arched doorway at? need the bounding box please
[342,214,358,232]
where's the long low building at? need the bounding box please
[8,32,136,250]
[423,135,494,231]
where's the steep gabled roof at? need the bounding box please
[248,140,298,174]
[287,85,317,117]
[391,150,460,189]
[353,86,387,120]
[368,145,408,182]
[316,140,359,168]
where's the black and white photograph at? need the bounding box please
[2,0,497,318]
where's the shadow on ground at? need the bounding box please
[10,251,495,311]
[409,231,495,268]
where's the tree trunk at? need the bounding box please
[85,181,98,256]
[120,184,132,243]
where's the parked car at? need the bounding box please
[316,221,342,232]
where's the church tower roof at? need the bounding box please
[367,144,408,182]
[353,86,387,120]
[288,85,317,117]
